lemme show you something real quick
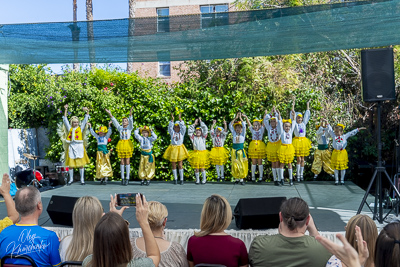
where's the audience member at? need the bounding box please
[59,196,104,262]
[82,193,160,267]
[132,201,188,267]
[249,197,331,267]
[187,194,249,267]
[0,186,61,266]
[375,221,400,267]
[316,232,364,267]
[326,214,377,267]
[0,173,19,232]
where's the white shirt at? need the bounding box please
[168,121,186,145]
[316,126,330,145]
[277,119,296,145]
[229,121,246,144]
[264,114,281,143]
[291,110,310,137]
[111,116,133,140]
[63,114,89,159]
[90,127,112,146]
[188,122,208,150]
[328,125,359,151]
[249,126,265,141]
[210,129,228,147]
[134,128,157,150]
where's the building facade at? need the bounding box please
[132,0,235,83]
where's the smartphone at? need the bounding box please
[116,193,143,206]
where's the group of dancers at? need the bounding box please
[58,98,365,186]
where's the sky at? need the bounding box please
[0,0,131,73]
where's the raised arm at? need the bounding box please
[344,127,365,139]
[199,119,208,137]
[63,104,71,131]
[134,128,143,142]
[210,119,216,133]
[243,114,252,131]
[0,174,19,223]
[81,107,90,129]
[304,101,311,125]
[188,120,196,137]
[105,121,113,139]
[136,194,161,266]
[88,124,100,139]
[168,121,174,137]
[149,130,157,142]
[223,118,228,133]
[128,110,134,130]
[179,120,187,136]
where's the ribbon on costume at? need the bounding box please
[233,143,246,158]
[98,144,108,154]
[141,150,154,163]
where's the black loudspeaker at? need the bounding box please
[46,195,79,226]
[234,197,286,229]
[361,48,395,102]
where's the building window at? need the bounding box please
[159,61,171,77]
[200,4,229,28]
[157,8,169,33]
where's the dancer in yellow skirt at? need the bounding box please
[242,114,266,183]
[328,123,366,185]
[311,118,334,180]
[210,119,229,182]
[229,112,248,185]
[60,104,90,185]
[188,118,210,184]
[88,121,113,185]
[277,110,296,186]
[291,97,312,182]
[134,126,157,186]
[106,107,134,186]
[263,107,282,186]
[163,112,189,185]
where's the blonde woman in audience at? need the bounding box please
[59,196,104,262]
[187,194,249,267]
[132,201,188,267]
[326,214,377,267]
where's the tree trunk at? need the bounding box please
[127,0,136,73]
[73,0,79,71]
[86,0,96,70]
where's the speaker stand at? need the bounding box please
[357,102,400,223]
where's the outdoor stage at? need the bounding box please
[0,179,394,248]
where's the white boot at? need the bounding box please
[300,166,304,181]
[179,169,184,185]
[202,171,207,184]
[340,170,346,185]
[195,172,200,184]
[334,170,339,185]
[120,164,125,185]
[258,165,263,181]
[251,165,256,181]
[79,168,85,185]
[125,165,130,185]
[172,169,178,185]
[68,169,74,185]
[289,169,293,186]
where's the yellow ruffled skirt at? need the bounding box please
[65,148,90,168]
[231,149,248,179]
[163,144,189,162]
[278,144,295,164]
[139,150,155,180]
[188,150,210,169]
[248,140,267,159]
[95,151,113,179]
[209,147,229,165]
[266,140,282,162]
[293,137,312,157]
[331,149,348,170]
[116,140,134,159]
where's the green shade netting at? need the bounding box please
[0,0,399,64]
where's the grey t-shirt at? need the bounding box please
[249,234,332,267]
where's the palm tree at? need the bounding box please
[127,0,136,73]
[86,0,96,70]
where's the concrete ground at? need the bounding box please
[0,179,388,232]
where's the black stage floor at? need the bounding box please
[0,180,390,232]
